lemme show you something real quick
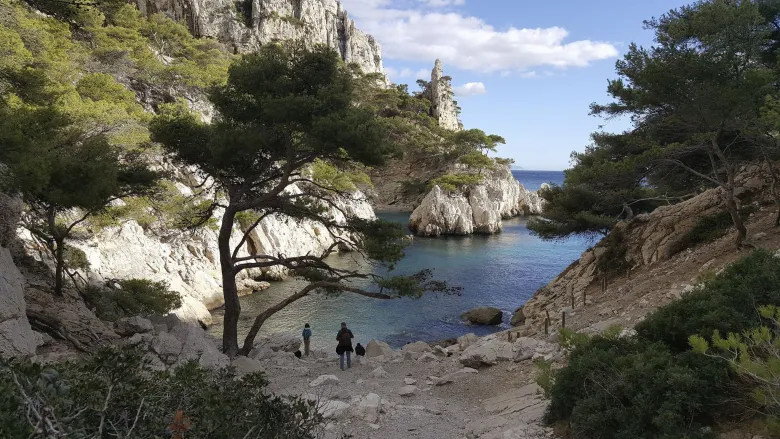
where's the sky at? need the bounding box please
[339,0,688,171]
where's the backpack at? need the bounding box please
[339,330,351,346]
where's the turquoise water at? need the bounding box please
[210,171,588,351]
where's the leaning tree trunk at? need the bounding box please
[218,207,241,357]
[724,186,747,248]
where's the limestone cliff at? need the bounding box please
[520,163,772,332]
[409,166,544,237]
[0,194,38,359]
[430,59,460,131]
[134,0,386,80]
[17,179,375,325]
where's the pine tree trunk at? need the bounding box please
[218,207,240,357]
[54,239,64,296]
[724,188,747,248]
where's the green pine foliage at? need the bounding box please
[0,348,320,438]
[84,279,182,322]
[691,305,780,435]
[529,0,780,243]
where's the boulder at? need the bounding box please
[319,400,350,420]
[398,385,417,397]
[352,393,381,423]
[169,322,229,370]
[310,374,340,387]
[150,332,183,365]
[404,378,417,385]
[417,352,439,363]
[369,366,389,379]
[459,338,514,368]
[236,278,271,296]
[232,356,264,376]
[510,306,526,327]
[248,347,275,361]
[114,316,154,336]
[401,341,432,353]
[457,333,478,350]
[254,332,301,353]
[461,307,503,326]
[365,339,395,358]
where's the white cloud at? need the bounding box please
[414,68,429,79]
[418,0,465,7]
[340,0,618,73]
[454,82,486,96]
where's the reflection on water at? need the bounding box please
[209,213,589,352]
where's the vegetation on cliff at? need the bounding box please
[542,250,780,438]
[529,0,780,247]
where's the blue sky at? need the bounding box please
[340,0,687,170]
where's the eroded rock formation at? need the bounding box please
[430,59,460,131]
[409,166,544,237]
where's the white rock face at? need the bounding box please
[409,166,544,237]
[430,59,460,131]
[17,186,375,326]
[134,0,387,81]
[0,247,38,359]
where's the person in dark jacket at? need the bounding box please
[354,343,366,356]
[336,322,354,371]
[302,323,312,356]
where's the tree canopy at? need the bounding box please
[529,0,780,246]
[151,42,459,356]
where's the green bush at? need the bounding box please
[677,210,734,250]
[636,249,780,352]
[84,279,182,321]
[546,336,730,439]
[429,172,483,192]
[545,251,780,438]
[0,348,320,438]
[594,227,630,276]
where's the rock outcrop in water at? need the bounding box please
[133,0,386,80]
[409,166,544,237]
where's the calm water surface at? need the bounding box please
[210,171,588,350]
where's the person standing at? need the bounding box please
[336,322,354,371]
[302,323,312,356]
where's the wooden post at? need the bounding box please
[561,311,566,329]
[545,310,551,335]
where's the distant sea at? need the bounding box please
[210,171,589,351]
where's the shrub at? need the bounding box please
[0,347,321,438]
[545,336,730,439]
[429,172,483,192]
[677,210,734,250]
[594,227,630,276]
[84,279,182,321]
[636,249,780,352]
[691,305,780,435]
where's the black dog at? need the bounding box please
[354,343,365,356]
[294,350,302,359]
